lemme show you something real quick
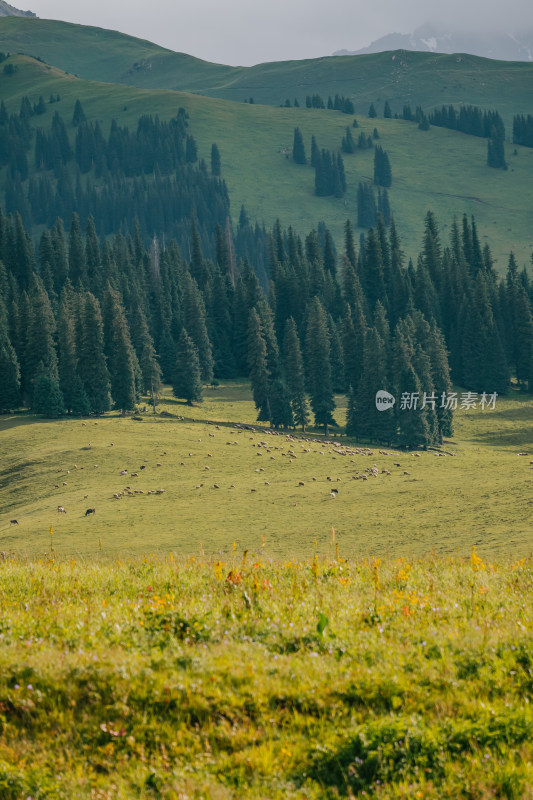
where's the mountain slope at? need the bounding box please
[336,24,533,62]
[2,53,533,269]
[0,1,35,17]
[1,17,533,129]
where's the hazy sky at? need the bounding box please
[26,0,532,66]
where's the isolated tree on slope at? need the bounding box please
[292,128,306,164]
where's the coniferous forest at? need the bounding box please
[1,96,533,448]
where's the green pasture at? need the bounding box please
[2,17,533,125]
[2,55,533,267]
[1,383,532,560]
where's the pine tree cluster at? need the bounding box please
[429,105,505,139]
[512,114,533,147]
[1,99,230,261]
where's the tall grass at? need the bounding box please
[0,552,531,798]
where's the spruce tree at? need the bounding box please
[181,272,214,384]
[32,372,65,417]
[247,308,271,422]
[68,212,87,287]
[392,329,429,448]
[72,99,86,127]
[104,287,137,414]
[427,320,454,441]
[25,276,58,388]
[57,288,79,413]
[347,326,395,443]
[210,142,221,176]
[305,297,335,435]
[269,377,293,429]
[0,299,20,411]
[283,317,309,430]
[78,292,112,414]
[292,128,307,164]
[173,328,203,404]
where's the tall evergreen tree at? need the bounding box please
[32,371,65,417]
[305,297,335,435]
[25,276,58,390]
[392,329,430,448]
[78,292,112,414]
[68,212,87,287]
[283,316,309,430]
[181,272,214,383]
[292,128,307,164]
[247,308,271,422]
[57,286,81,414]
[0,298,20,411]
[210,142,221,176]
[173,328,203,405]
[103,287,137,414]
[347,326,395,443]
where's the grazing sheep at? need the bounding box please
[140,465,146,470]
[62,482,67,486]
[57,506,67,513]
[329,492,337,499]
[120,470,128,475]
[10,520,18,525]
[84,508,96,516]
[54,484,59,489]
[298,481,305,486]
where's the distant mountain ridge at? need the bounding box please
[0,1,35,17]
[335,24,533,62]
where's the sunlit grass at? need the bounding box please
[0,553,530,798]
[1,382,532,560]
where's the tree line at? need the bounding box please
[1,204,532,448]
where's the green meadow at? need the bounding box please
[2,54,533,267]
[1,383,532,560]
[2,17,533,123]
[0,553,530,798]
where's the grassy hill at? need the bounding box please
[1,17,533,126]
[1,382,532,560]
[2,53,533,267]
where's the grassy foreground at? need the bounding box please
[0,553,531,798]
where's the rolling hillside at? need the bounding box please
[1,17,533,128]
[1,53,533,267]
